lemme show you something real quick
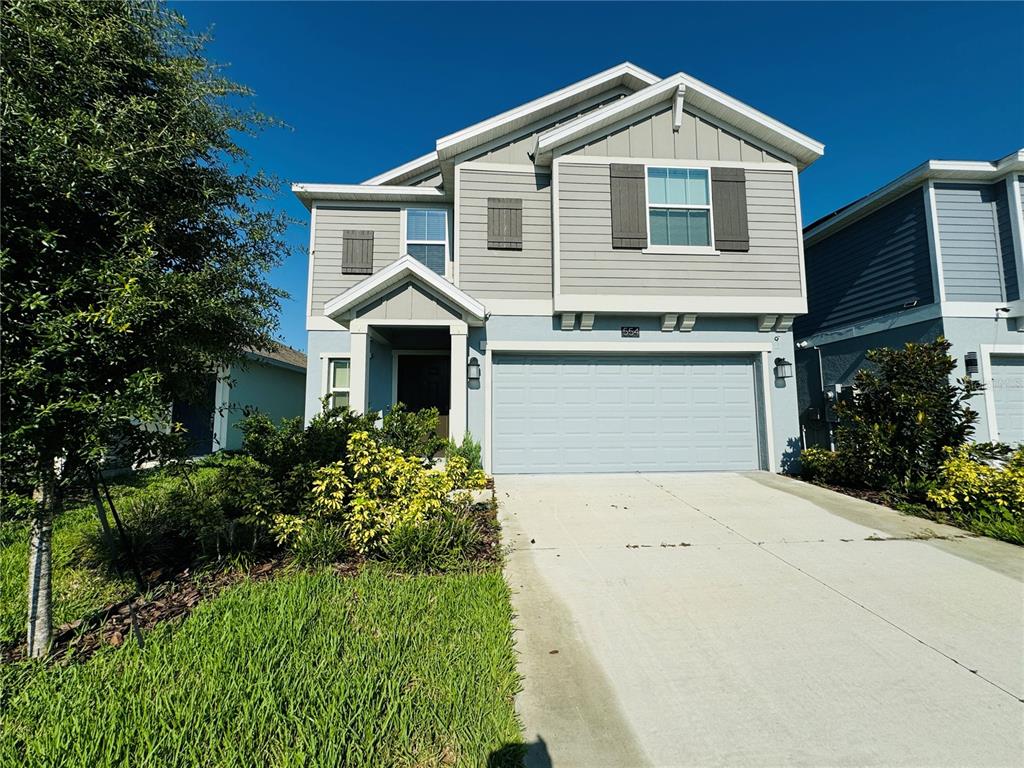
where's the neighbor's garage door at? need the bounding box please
[491,354,762,473]
[991,355,1024,445]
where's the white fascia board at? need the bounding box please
[361,150,441,186]
[805,148,1024,245]
[322,255,486,323]
[553,293,807,315]
[434,62,660,161]
[535,72,825,170]
[291,183,446,209]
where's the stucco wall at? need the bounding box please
[225,359,306,451]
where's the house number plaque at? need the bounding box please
[620,326,640,338]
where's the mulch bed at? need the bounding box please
[804,480,895,508]
[2,558,293,665]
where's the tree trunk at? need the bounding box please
[26,461,59,658]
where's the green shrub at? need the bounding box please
[926,445,1024,544]
[289,521,349,567]
[378,403,445,462]
[384,508,482,573]
[832,339,982,493]
[799,447,840,484]
[445,433,483,473]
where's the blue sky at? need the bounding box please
[172,1,1024,351]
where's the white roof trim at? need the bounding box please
[322,256,487,323]
[291,183,445,208]
[805,148,1024,244]
[434,62,659,161]
[361,150,440,186]
[534,72,825,170]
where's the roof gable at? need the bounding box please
[535,72,824,170]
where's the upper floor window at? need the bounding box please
[646,167,712,248]
[405,208,448,275]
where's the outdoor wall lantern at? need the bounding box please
[467,356,481,383]
[774,357,793,379]
[964,352,979,377]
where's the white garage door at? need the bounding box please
[991,355,1024,445]
[491,354,763,473]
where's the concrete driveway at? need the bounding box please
[499,472,1024,768]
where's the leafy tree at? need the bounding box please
[1,0,288,655]
[832,339,982,493]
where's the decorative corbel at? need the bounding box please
[672,85,687,132]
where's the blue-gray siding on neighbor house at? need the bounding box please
[796,189,933,337]
[935,183,1011,301]
[994,182,1019,301]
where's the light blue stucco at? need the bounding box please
[308,314,800,472]
[224,358,306,451]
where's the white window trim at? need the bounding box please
[401,207,451,280]
[643,164,717,254]
[321,354,352,411]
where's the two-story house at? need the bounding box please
[294,63,824,474]
[795,150,1024,448]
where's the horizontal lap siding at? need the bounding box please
[566,105,777,163]
[311,207,402,314]
[458,168,552,299]
[557,162,802,295]
[935,183,1006,301]
[995,181,1019,301]
[796,189,932,336]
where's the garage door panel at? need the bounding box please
[991,355,1024,445]
[492,354,762,473]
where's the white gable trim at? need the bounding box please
[322,256,486,324]
[362,150,440,186]
[435,62,659,161]
[535,72,824,170]
[291,183,445,208]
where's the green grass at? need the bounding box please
[1,567,522,767]
[1,502,133,646]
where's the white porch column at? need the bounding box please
[349,329,369,414]
[449,328,468,440]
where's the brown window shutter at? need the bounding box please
[487,198,522,249]
[609,163,647,249]
[342,230,374,274]
[711,168,749,252]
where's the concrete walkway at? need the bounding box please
[500,472,1024,768]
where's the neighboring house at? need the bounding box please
[294,63,824,474]
[172,344,307,454]
[795,150,1024,448]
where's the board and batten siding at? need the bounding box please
[556,161,802,296]
[310,206,401,315]
[795,189,932,337]
[457,167,552,299]
[935,183,1012,302]
[468,87,632,165]
[566,105,780,163]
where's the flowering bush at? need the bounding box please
[926,446,1024,543]
[311,431,487,556]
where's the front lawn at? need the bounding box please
[1,567,522,767]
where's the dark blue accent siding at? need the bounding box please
[995,182,1019,301]
[796,189,933,337]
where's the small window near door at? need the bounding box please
[405,208,448,275]
[326,358,350,409]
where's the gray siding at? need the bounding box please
[469,86,631,165]
[995,181,1019,301]
[936,183,1007,301]
[458,167,552,299]
[796,189,933,336]
[311,206,401,314]
[557,161,802,296]
[354,282,461,321]
[566,104,779,163]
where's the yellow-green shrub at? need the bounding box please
[926,446,1024,543]
[311,431,486,555]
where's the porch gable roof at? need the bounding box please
[322,256,487,324]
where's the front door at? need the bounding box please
[396,354,450,437]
